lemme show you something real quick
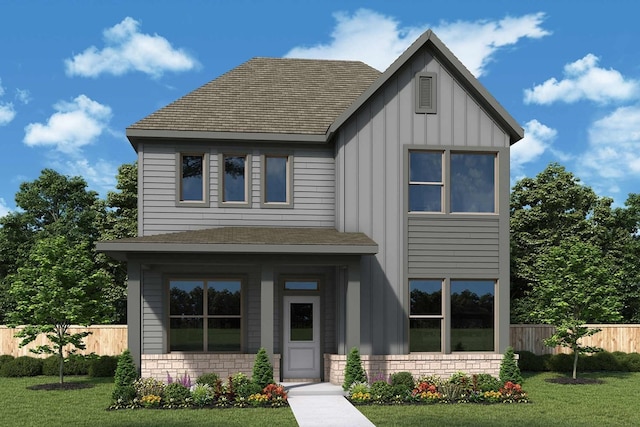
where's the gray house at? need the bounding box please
[98,29,523,384]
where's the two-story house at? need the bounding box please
[98,29,523,384]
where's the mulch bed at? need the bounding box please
[545,377,603,385]
[27,382,95,391]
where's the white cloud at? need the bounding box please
[511,119,557,173]
[0,197,11,217]
[15,88,31,104]
[23,94,112,154]
[65,16,199,78]
[524,54,640,105]
[432,13,550,77]
[59,157,118,192]
[285,9,549,75]
[579,106,640,179]
[0,102,16,126]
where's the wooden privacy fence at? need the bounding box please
[1,324,639,357]
[0,325,127,358]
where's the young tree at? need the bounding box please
[6,236,112,384]
[531,238,622,379]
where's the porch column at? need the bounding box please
[260,265,275,357]
[345,259,361,351]
[127,261,142,373]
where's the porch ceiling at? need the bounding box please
[96,227,378,260]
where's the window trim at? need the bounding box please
[415,72,437,114]
[175,152,209,207]
[409,279,444,353]
[406,146,500,215]
[167,276,244,353]
[408,151,444,213]
[260,154,293,208]
[218,153,252,208]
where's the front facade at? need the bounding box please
[98,30,523,383]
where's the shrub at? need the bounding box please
[546,353,574,372]
[89,355,118,377]
[0,356,43,377]
[0,355,14,370]
[191,383,214,407]
[196,372,219,387]
[587,351,623,371]
[500,346,523,385]
[370,380,393,403]
[343,347,367,391]
[617,352,640,372]
[252,348,274,388]
[449,372,472,388]
[516,351,546,371]
[134,377,166,399]
[472,374,501,392]
[112,349,139,403]
[236,380,263,399]
[390,371,414,391]
[163,382,192,407]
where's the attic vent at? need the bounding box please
[415,72,437,114]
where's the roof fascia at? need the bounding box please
[327,30,524,145]
[126,128,328,150]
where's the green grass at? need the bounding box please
[0,376,297,427]
[359,371,640,427]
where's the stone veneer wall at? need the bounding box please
[324,353,506,385]
[141,353,281,382]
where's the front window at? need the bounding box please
[264,155,289,204]
[409,280,443,352]
[223,155,247,203]
[450,153,495,213]
[451,280,494,351]
[180,154,204,201]
[409,152,443,212]
[169,279,242,352]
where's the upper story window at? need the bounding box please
[408,149,497,214]
[177,153,208,205]
[262,154,292,207]
[220,154,251,206]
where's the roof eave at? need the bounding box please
[327,30,524,145]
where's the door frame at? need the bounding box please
[282,294,321,380]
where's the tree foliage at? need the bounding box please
[531,238,623,379]
[6,236,112,383]
[510,163,640,323]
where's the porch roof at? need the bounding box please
[96,226,378,260]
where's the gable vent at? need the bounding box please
[415,72,437,114]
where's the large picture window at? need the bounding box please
[450,280,494,351]
[408,149,497,213]
[409,279,443,352]
[169,279,242,352]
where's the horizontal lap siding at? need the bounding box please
[140,144,335,235]
[408,217,500,276]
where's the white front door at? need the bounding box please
[282,295,320,379]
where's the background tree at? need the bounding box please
[510,163,639,322]
[6,236,112,384]
[531,238,622,379]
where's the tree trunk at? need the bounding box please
[58,329,64,384]
[572,350,578,380]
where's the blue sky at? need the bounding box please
[1,0,639,215]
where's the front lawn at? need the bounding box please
[359,371,640,427]
[0,376,297,427]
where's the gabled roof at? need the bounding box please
[328,30,524,144]
[127,58,380,144]
[96,227,378,261]
[127,29,523,146]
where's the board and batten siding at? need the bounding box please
[142,269,164,354]
[138,143,335,236]
[335,46,511,355]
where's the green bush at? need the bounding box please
[0,355,15,370]
[546,353,574,372]
[390,371,414,391]
[252,348,274,389]
[370,380,393,402]
[449,372,472,388]
[196,372,219,387]
[616,352,640,372]
[89,355,119,377]
[516,351,547,371]
[472,373,501,392]
[164,382,191,405]
[133,377,166,399]
[112,350,139,403]
[500,346,523,384]
[343,347,367,391]
[0,356,43,377]
[235,381,263,399]
[581,351,623,371]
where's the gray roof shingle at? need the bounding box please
[129,58,381,135]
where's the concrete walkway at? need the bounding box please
[284,382,375,427]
